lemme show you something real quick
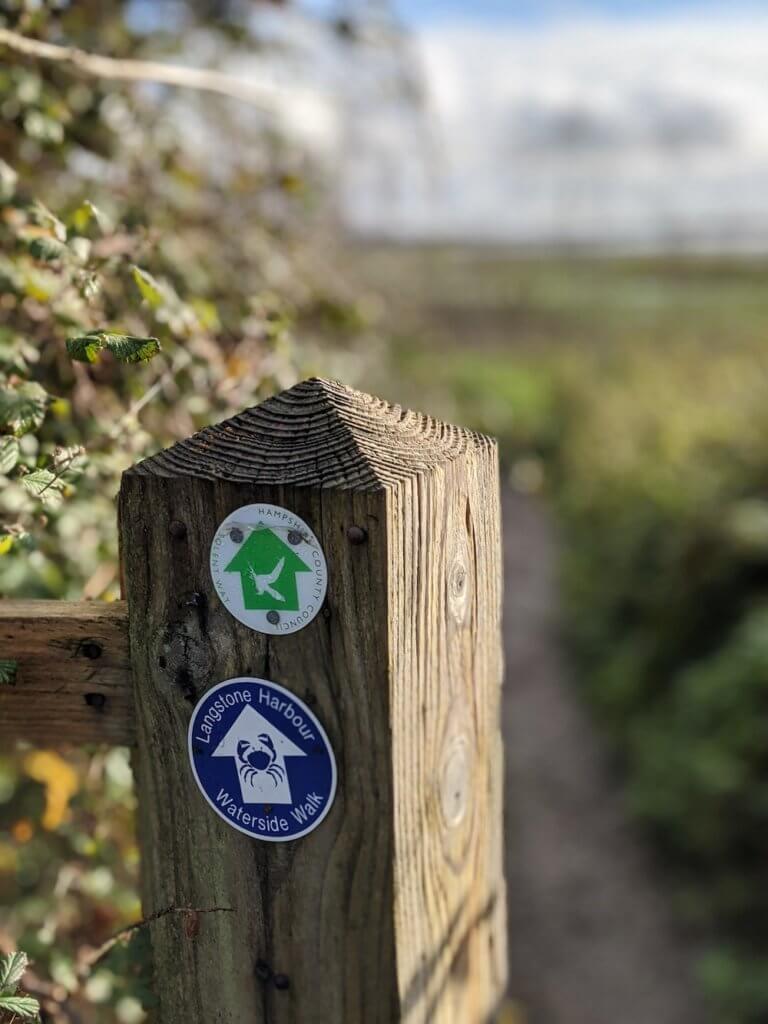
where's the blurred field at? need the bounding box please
[364,245,768,448]
[364,246,768,1023]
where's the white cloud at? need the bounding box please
[341,11,768,249]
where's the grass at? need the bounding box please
[360,245,768,458]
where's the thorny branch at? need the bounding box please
[81,904,234,974]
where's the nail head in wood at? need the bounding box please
[169,520,187,539]
[254,960,272,983]
[346,525,367,545]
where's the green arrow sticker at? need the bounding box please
[225,528,310,611]
[210,504,328,635]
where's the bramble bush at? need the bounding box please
[0,3,380,1021]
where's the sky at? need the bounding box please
[327,0,768,248]
[395,0,762,23]
[140,0,768,250]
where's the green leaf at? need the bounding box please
[66,333,103,363]
[0,160,17,203]
[0,382,48,436]
[28,200,66,242]
[67,331,161,365]
[104,333,161,364]
[70,199,109,234]
[0,951,28,994]
[0,993,40,1019]
[132,266,165,309]
[21,468,63,500]
[25,235,69,263]
[0,660,17,684]
[0,436,19,474]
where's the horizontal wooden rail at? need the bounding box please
[0,600,133,745]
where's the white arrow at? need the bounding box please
[212,704,305,804]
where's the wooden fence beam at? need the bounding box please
[118,378,507,1023]
[0,600,133,745]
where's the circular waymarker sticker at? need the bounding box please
[210,503,327,635]
[188,677,337,842]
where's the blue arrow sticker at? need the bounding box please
[188,677,337,841]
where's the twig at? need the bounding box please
[107,347,193,440]
[0,27,273,110]
[81,904,234,974]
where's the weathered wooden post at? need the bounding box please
[116,376,505,1021]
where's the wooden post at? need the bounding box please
[118,377,506,1023]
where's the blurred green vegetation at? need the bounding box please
[0,3,379,1021]
[370,244,768,1024]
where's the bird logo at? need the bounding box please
[223,526,311,612]
[248,557,285,602]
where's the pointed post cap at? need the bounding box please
[126,378,493,491]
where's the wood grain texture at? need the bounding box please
[119,378,506,1023]
[0,600,132,745]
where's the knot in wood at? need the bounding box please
[439,733,472,830]
[447,551,471,626]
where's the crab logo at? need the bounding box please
[237,735,286,789]
[210,703,306,804]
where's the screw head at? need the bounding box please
[266,610,280,625]
[287,530,302,545]
[347,525,368,545]
[230,527,244,543]
[255,960,272,983]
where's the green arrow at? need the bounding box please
[225,528,311,611]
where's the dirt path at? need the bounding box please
[501,490,708,1024]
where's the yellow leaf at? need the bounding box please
[24,750,79,830]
